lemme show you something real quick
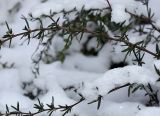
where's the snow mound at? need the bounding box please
[82,65,158,99]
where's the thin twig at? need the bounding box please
[106,0,112,11]
[108,83,131,94]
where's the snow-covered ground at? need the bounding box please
[0,0,160,115]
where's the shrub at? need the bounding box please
[1,0,160,115]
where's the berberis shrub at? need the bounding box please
[1,0,160,115]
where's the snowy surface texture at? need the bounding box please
[0,0,160,116]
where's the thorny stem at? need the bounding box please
[1,24,159,58]
[1,98,85,116]
[1,27,56,44]
[125,9,160,33]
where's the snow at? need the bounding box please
[81,65,158,99]
[0,0,160,116]
[111,4,130,25]
[98,101,145,116]
[136,107,160,116]
[0,69,21,93]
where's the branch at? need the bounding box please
[1,24,159,58]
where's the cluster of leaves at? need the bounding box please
[1,0,160,115]
[108,83,159,106]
